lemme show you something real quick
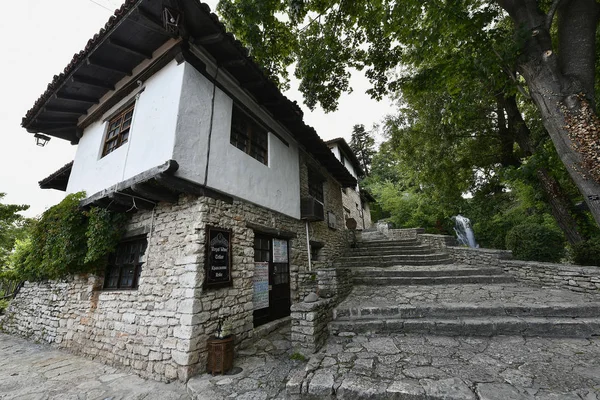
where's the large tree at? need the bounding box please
[349,124,376,176]
[216,0,600,227]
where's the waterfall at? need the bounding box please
[452,215,478,248]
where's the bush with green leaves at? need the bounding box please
[505,223,565,263]
[9,192,129,282]
[571,237,600,267]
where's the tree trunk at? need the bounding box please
[502,95,585,244]
[497,0,600,228]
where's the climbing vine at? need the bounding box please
[9,192,130,282]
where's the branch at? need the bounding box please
[546,0,565,30]
[492,47,531,99]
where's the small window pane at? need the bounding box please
[230,105,268,165]
[103,237,146,290]
[102,104,135,157]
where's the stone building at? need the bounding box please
[326,138,374,230]
[3,0,358,382]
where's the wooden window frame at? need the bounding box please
[102,103,135,157]
[308,169,324,203]
[230,105,269,165]
[103,237,147,290]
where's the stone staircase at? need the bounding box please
[330,236,600,338]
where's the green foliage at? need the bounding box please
[0,298,9,314]
[289,352,307,361]
[85,207,129,265]
[0,193,30,269]
[506,223,565,263]
[8,193,129,282]
[571,237,600,267]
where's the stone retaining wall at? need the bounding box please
[418,234,600,295]
[418,233,458,250]
[291,267,352,356]
[290,298,335,357]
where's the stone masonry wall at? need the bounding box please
[341,188,371,230]
[1,196,203,382]
[299,150,349,267]
[291,267,353,356]
[290,298,335,357]
[419,234,600,296]
[2,151,351,383]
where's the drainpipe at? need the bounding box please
[305,221,312,272]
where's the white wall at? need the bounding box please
[173,63,301,219]
[67,60,184,196]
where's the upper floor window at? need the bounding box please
[230,105,268,165]
[308,169,324,203]
[103,237,147,290]
[102,104,135,157]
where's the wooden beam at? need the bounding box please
[72,75,115,90]
[35,124,76,132]
[86,58,132,76]
[221,59,246,68]
[135,6,172,37]
[54,93,99,105]
[108,38,153,59]
[34,117,79,124]
[43,106,88,116]
[194,33,224,45]
[240,80,265,89]
[108,192,155,211]
[131,182,179,203]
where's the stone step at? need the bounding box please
[340,253,451,262]
[352,266,503,278]
[336,255,454,267]
[352,275,515,286]
[333,302,600,320]
[356,239,421,248]
[348,247,435,256]
[329,316,600,338]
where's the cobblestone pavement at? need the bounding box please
[292,333,600,399]
[187,324,301,400]
[0,333,190,400]
[338,282,600,308]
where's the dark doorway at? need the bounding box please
[253,233,291,328]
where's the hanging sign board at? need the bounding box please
[204,226,232,288]
[273,239,289,263]
[253,262,269,310]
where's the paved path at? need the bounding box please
[293,333,600,399]
[187,324,301,400]
[0,333,190,400]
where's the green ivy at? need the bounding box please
[9,192,130,282]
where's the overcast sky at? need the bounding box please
[1,0,395,217]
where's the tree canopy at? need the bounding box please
[0,194,30,270]
[216,0,600,228]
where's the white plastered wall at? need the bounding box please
[67,60,184,196]
[172,62,301,219]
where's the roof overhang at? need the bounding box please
[39,161,73,191]
[22,0,357,188]
[326,138,365,177]
[80,160,232,211]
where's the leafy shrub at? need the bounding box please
[9,193,129,282]
[505,223,565,262]
[571,237,600,267]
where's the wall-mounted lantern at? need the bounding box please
[34,133,51,147]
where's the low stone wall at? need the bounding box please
[447,246,512,267]
[502,260,600,294]
[291,267,353,356]
[419,234,600,296]
[387,228,425,241]
[419,234,458,250]
[290,298,335,357]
